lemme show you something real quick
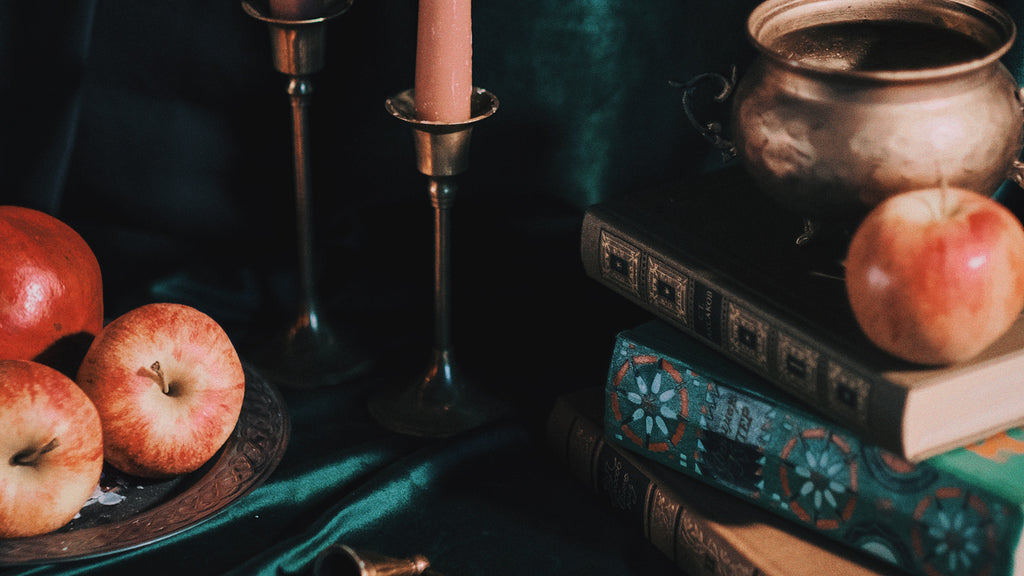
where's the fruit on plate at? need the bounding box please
[845,186,1024,365]
[76,302,245,478]
[0,206,103,376]
[0,359,104,538]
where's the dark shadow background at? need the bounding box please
[2,0,767,402]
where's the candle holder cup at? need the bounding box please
[367,87,504,438]
[243,0,372,388]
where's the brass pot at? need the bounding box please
[698,0,1024,217]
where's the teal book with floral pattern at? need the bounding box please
[604,319,1024,576]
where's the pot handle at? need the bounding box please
[671,67,738,162]
[1011,88,1024,190]
[1010,159,1024,189]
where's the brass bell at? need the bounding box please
[313,545,433,576]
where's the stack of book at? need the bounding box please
[548,165,1024,576]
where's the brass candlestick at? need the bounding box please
[367,88,504,438]
[243,0,371,388]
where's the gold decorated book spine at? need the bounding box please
[547,391,766,576]
[579,202,908,458]
[548,390,906,576]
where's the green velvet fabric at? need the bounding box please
[1,373,684,576]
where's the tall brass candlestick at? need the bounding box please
[243,0,370,388]
[368,88,504,437]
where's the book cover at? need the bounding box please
[604,319,1024,576]
[580,165,1024,461]
[546,387,905,576]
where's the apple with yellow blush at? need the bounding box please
[844,187,1024,365]
[75,302,245,478]
[0,359,104,537]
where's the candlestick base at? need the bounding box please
[368,87,505,438]
[257,313,374,390]
[367,349,505,438]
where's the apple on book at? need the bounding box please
[75,302,246,478]
[0,359,104,538]
[844,186,1024,365]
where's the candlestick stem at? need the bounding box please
[368,88,504,437]
[432,176,454,347]
[281,74,338,372]
[288,77,321,335]
[424,176,457,402]
[244,0,370,388]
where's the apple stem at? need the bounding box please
[937,169,956,219]
[11,438,59,467]
[941,181,950,218]
[151,361,169,395]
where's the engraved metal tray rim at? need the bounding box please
[0,362,290,566]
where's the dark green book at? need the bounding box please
[580,165,1024,462]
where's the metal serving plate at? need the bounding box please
[0,363,290,565]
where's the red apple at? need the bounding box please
[75,303,245,478]
[0,206,103,377]
[845,187,1024,365]
[0,359,104,538]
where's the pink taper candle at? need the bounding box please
[414,0,473,122]
[269,0,320,20]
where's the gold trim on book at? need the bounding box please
[646,255,690,328]
[826,362,871,424]
[725,301,771,371]
[599,230,642,295]
[776,332,820,400]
